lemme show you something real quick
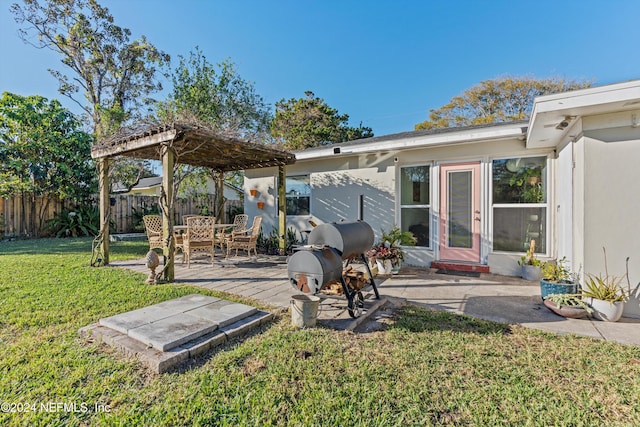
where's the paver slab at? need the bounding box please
[187,300,257,328]
[99,294,220,334]
[128,313,218,351]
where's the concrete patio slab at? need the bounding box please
[108,256,640,346]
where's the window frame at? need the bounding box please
[399,163,432,249]
[284,174,311,217]
[490,155,551,255]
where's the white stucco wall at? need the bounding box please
[556,138,574,264]
[245,133,560,273]
[581,120,640,318]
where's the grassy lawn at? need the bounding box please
[0,238,639,426]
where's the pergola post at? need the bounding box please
[278,165,286,255]
[161,145,175,282]
[98,157,110,265]
[215,173,224,220]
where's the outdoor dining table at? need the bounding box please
[173,223,233,233]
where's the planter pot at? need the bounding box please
[586,298,624,322]
[540,279,577,300]
[543,299,589,319]
[391,260,401,275]
[376,259,393,275]
[521,265,541,281]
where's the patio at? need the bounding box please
[110,254,640,346]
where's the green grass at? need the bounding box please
[0,238,639,426]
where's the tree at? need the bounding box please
[271,91,374,150]
[157,47,272,139]
[11,0,170,139]
[415,76,592,130]
[156,47,273,218]
[0,92,96,235]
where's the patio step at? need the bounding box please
[430,261,490,274]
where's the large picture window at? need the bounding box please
[286,175,310,216]
[400,165,430,247]
[492,156,547,253]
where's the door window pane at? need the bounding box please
[448,171,472,248]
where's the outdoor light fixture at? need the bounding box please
[555,115,576,130]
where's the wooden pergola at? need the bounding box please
[90,122,296,281]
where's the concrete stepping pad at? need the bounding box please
[186,299,257,327]
[128,313,219,351]
[82,294,272,373]
[100,294,220,334]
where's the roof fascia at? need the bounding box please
[295,124,525,161]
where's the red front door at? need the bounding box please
[439,162,481,262]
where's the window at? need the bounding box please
[400,165,430,247]
[286,175,310,215]
[492,156,547,253]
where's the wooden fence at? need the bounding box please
[0,195,243,237]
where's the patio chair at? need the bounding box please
[215,214,249,252]
[175,214,201,259]
[226,215,262,258]
[142,215,163,251]
[183,216,216,267]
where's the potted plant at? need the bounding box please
[581,248,631,322]
[366,226,416,275]
[543,293,593,319]
[539,256,577,300]
[582,275,627,322]
[518,240,542,280]
[366,243,402,275]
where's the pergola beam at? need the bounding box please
[91,129,177,159]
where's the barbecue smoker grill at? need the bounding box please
[287,221,380,318]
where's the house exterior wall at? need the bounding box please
[245,133,559,276]
[555,138,574,264]
[581,115,640,318]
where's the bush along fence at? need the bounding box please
[1,195,243,238]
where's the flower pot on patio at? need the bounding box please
[543,299,589,319]
[540,279,577,300]
[585,297,625,322]
[376,259,393,275]
[391,260,401,275]
[521,265,541,281]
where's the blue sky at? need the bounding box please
[1,0,640,136]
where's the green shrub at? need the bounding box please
[46,204,99,237]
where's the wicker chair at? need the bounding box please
[225,215,262,258]
[215,214,248,253]
[175,215,201,258]
[183,216,216,267]
[142,215,163,251]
